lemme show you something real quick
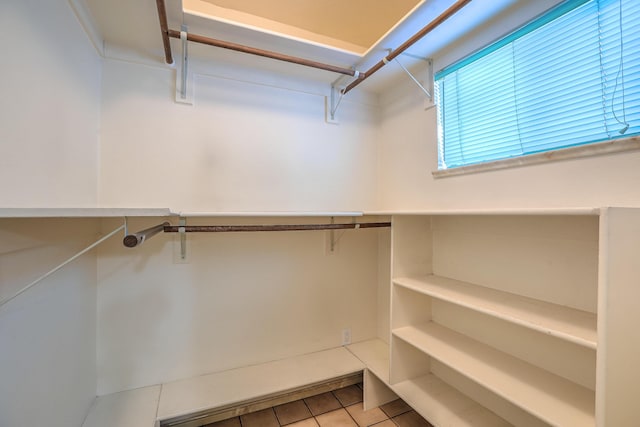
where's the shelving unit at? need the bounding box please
[347,339,511,426]
[393,373,513,427]
[379,208,640,427]
[393,275,597,349]
[394,322,594,426]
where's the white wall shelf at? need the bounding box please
[394,275,597,349]
[385,209,640,427]
[0,208,174,218]
[347,339,511,427]
[393,322,595,426]
[347,339,390,382]
[364,207,600,216]
[176,211,365,217]
[83,346,364,427]
[0,208,371,219]
[394,374,512,427]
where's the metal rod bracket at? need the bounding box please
[326,85,344,124]
[390,50,434,106]
[179,217,187,261]
[176,25,193,105]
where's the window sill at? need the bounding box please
[432,136,640,179]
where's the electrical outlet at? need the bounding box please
[341,328,351,346]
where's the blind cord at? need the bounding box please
[612,0,629,134]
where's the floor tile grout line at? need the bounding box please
[206,383,428,427]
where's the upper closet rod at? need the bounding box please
[342,0,472,94]
[155,0,472,87]
[166,30,359,77]
[156,0,173,64]
[155,0,356,77]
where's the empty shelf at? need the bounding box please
[394,373,512,427]
[157,347,365,422]
[347,339,510,426]
[347,339,390,382]
[393,322,595,427]
[82,386,161,427]
[0,207,174,218]
[394,275,597,349]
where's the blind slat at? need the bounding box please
[436,0,640,169]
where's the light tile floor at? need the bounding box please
[204,384,433,427]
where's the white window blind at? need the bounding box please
[434,0,640,169]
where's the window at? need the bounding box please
[434,0,640,170]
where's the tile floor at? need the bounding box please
[203,384,433,427]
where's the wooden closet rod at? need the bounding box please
[156,0,173,64]
[123,222,390,247]
[154,0,472,86]
[163,222,391,233]
[166,30,359,77]
[155,0,356,76]
[123,222,170,248]
[341,0,472,94]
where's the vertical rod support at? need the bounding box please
[180,25,188,100]
[179,217,187,261]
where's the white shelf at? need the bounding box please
[0,207,174,218]
[0,208,368,218]
[176,211,364,217]
[83,346,365,427]
[393,322,595,427]
[347,339,510,427]
[82,386,161,427]
[394,373,512,427]
[365,207,601,216]
[394,275,597,349]
[347,339,390,382]
[157,346,364,422]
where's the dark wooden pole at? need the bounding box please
[123,222,170,248]
[156,0,173,64]
[156,0,471,88]
[167,30,357,77]
[163,222,391,233]
[342,0,472,94]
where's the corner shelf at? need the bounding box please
[388,213,613,426]
[393,374,512,427]
[393,322,595,426]
[394,275,597,349]
[347,339,511,427]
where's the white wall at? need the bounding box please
[96,216,380,394]
[0,0,101,208]
[377,2,640,211]
[0,1,102,426]
[94,55,384,395]
[0,219,100,427]
[98,57,379,212]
